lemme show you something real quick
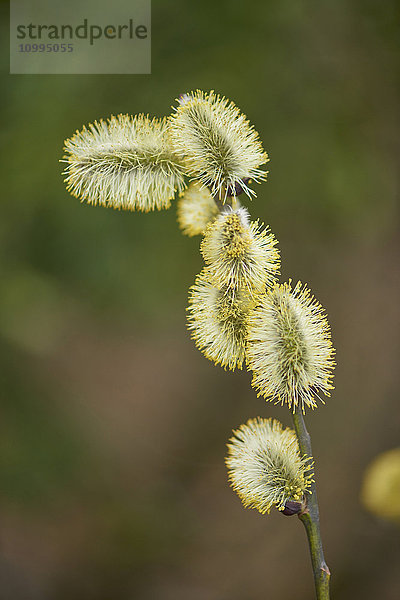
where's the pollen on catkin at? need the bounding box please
[246,281,335,413]
[177,182,219,237]
[361,448,400,523]
[226,417,314,514]
[187,270,255,371]
[170,90,268,201]
[201,207,280,297]
[62,113,186,212]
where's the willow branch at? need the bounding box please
[292,411,330,600]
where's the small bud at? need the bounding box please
[177,182,219,237]
[281,499,304,516]
[225,178,252,197]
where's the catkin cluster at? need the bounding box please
[62,90,336,515]
[187,207,280,371]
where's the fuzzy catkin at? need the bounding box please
[187,270,256,371]
[170,90,268,201]
[246,281,335,412]
[63,114,186,211]
[201,207,280,297]
[177,182,219,236]
[226,417,314,514]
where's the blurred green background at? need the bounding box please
[1,1,400,598]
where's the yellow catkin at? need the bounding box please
[187,269,256,371]
[226,417,314,514]
[170,90,268,201]
[177,182,219,236]
[201,207,280,297]
[62,114,186,212]
[361,448,400,523]
[246,280,335,412]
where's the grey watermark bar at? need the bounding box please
[10,0,151,74]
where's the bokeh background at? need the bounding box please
[1,1,400,598]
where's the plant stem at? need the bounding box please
[292,411,330,600]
